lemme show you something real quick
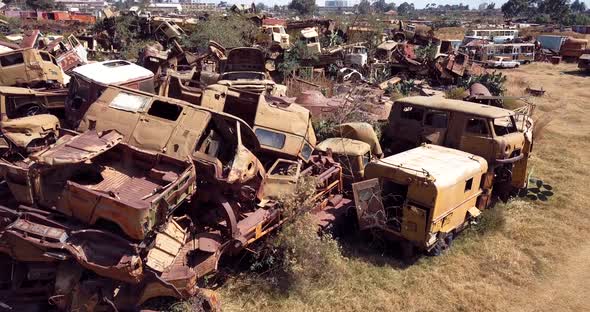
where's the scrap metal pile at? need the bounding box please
[0,12,547,312]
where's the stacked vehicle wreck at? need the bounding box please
[0,82,344,311]
[0,14,543,312]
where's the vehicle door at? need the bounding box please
[68,35,88,63]
[392,103,424,145]
[38,51,62,82]
[352,178,387,230]
[83,89,149,138]
[512,46,518,61]
[420,110,449,145]
[459,116,495,163]
[129,99,182,153]
[166,106,210,159]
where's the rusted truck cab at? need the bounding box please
[353,144,488,255]
[0,48,65,88]
[65,60,155,128]
[216,47,287,97]
[384,96,533,197]
[201,85,316,164]
[1,130,197,241]
[0,87,63,159]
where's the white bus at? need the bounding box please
[471,43,535,64]
[464,29,519,44]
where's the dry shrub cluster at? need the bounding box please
[273,177,347,286]
[434,27,467,40]
[284,74,335,98]
[444,87,467,100]
[220,177,348,308]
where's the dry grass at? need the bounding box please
[519,28,590,40]
[217,63,590,312]
[434,27,467,40]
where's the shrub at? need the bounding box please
[182,15,258,51]
[445,87,467,100]
[459,72,507,96]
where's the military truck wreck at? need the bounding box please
[353,144,488,256]
[383,97,534,201]
[0,130,204,311]
[0,87,63,161]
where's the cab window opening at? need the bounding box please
[465,118,489,135]
[147,101,182,121]
[400,105,424,121]
[493,116,518,135]
[424,111,448,128]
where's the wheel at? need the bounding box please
[444,232,454,249]
[18,104,47,117]
[400,241,415,262]
[393,33,406,42]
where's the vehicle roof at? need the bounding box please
[301,27,319,38]
[0,47,35,55]
[377,40,398,50]
[72,60,153,86]
[0,86,67,96]
[0,86,42,95]
[483,43,535,47]
[366,144,487,188]
[105,84,261,151]
[580,54,590,60]
[397,96,514,118]
[316,138,371,156]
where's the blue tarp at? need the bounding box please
[537,35,567,52]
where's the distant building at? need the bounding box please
[325,0,348,7]
[180,1,217,12]
[147,3,182,14]
[318,0,352,13]
[55,0,108,12]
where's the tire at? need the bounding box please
[393,33,406,43]
[18,104,47,117]
[444,232,454,249]
[400,241,415,262]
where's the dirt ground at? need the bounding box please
[217,62,590,312]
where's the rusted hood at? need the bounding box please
[225,47,265,72]
[30,130,123,165]
[0,114,59,148]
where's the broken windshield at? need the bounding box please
[493,116,518,136]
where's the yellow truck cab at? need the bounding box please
[317,137,371,183]
[353,144,488,256]
[0,48,65,88]
[384,96,533,199]
[65,60,155,128]
[0,87,60,159]
[202,84,316,163]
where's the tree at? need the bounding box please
[183,15,259,51]
[256,2,267,11]
[487,2,496,10]
[571,0,586,12]
[478,2,489,11]
[25,0,56,10]
[538,0,571,22]
[397,2,414,15]
[373,0,395,12]
[288,0,316,15]
[501,0,534,18]
[358,0,371,14]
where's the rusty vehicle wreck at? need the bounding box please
[0,9,550,311]
[0,84,346,311]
